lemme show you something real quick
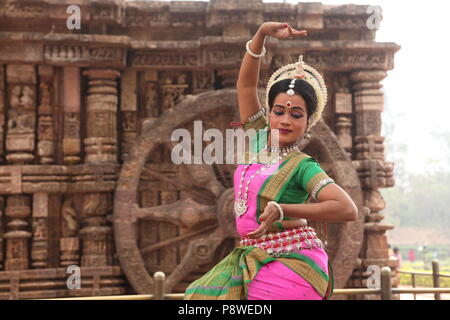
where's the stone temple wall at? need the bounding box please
[0,0,399,299]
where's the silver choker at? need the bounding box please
[262,144,299,155]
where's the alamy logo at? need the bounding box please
[66,5,81,30]
[170,120,281,174]
[366,6,382,30]
[366,265,381,289]
[66,265,81,290]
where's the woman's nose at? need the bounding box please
[280,113,291,125]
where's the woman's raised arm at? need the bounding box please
[236,22,307,123]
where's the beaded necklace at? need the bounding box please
[234,143,299,217]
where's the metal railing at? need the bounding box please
[40,265,450,300]
[397,259,450,300]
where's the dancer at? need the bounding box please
[185,22,358,300]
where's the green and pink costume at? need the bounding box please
[185,112,335,300]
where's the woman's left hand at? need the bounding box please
[246,203,281,239]
[258,22,307,40]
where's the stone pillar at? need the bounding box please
[3,65,35,271]
[82,69,121,164]
[350,70,386,137]
[349,70,396,298]
[0,197,4,270]
[140,70,159,125]
[37,66,55,164]
[0,65,5,163]
[120,70,138,162]
[79,193,113,267]
[334,74,353,157]
[60,196,80,267]
[78,68,119,267]
[31,193,49,268]
[5,64,37,164]
[63,67,82,165]
[4,195,32,271]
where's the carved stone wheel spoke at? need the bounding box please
[114,90,241,294]
[114,89,365,296]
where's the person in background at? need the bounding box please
[393,247,402,269]
[388,244,394,257]
[408,248,416,262]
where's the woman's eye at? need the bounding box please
[291,113,303,119]
[274,111,284,116]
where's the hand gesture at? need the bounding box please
[258,22,307,40]
[246,202,281,239]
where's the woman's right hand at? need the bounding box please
[258,22,307,40]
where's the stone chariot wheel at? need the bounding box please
[113,89,365,295]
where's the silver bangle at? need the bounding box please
[246,39,266,58]
[268,201,284,223]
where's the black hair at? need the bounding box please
[268,79,317,120]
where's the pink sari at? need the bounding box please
[234,162,329,300]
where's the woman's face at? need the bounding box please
[268,92,308,148]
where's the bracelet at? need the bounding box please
[246,39,266,58]
[268,201,284,223]
[246,108,265,123]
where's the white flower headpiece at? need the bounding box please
[265,55,328,131]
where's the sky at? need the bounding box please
[149,0,450,174]
[312,0,450,174]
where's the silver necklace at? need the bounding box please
[234,143,299,217]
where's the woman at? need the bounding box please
[184,22,358,300]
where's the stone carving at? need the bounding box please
[160,73,189,113]
[31,193,49,269]
[207,48,245,65]
[334,74,353,157]
[171,13,205,28]
[0,197,4,270]
[63,67,81,165]
[3,1,48,18]
[347,69,395,299]
[60,196,80,267]
[82,69,121,164]
[193,71,214,93]
[305,52,392,70]
[324,16,368,29]
[61,197,78,238]
[144,82,159,118]
[132,52,199,67]
[92,5,117,21]
[125,11,170,27]
[44,45,124,66]
[4,195,32,271]
[6,65,37,164]
[80,193,113,267]
[37,66,55,164]
[0,65,5,163]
